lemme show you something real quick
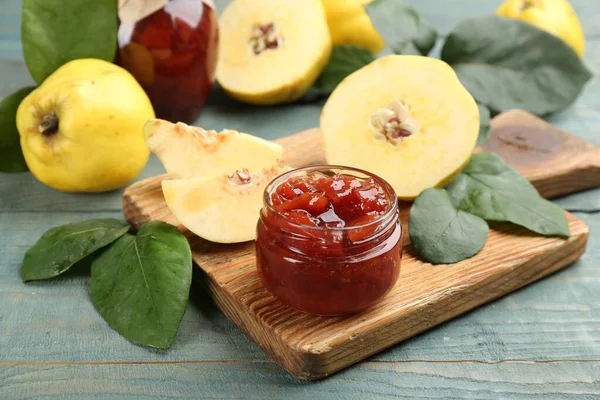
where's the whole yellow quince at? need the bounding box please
[17,59,155,192]
[496,0,585,58]
[321,0,385,54]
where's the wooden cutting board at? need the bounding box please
[122,110,598,380]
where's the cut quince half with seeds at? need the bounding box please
[163,167,288,243]
[320,55,479,200]
[145,119,283,179]
[216,0,331,105]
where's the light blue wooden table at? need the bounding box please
[1,0,599,398]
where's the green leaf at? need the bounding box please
[0,149,28,173]
[22,0,117,84]
[365,0,437,55]
[91,221,192,349]
[0,86,35,172]
[315,45,375,93]
[477,103,491,146]
[409,188,489,264]
[446,153,570,237]
[21,219,129,282]
[441,15,592,116]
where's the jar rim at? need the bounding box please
[263,164,399,232]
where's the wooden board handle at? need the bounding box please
[479,110,600,198]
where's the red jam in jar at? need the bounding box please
[256,166,402,315]
[117,0,219,123]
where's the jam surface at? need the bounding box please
[256,168,402,316]
[270,172,390,237]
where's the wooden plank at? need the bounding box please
[557,189,600,212]
[0,156,166,213]
[547,78,600,148]
[376,209,600,363]
[0,213,598,367]
[583,41,600,77]
[0,212,266,364]
[0,60,34,97]
[0,154,598,394]
[2,361,600,399]
[562,0,600,37]
[122,110,593,380]
[193,217,588,380]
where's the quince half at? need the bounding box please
[216,0,331,105]
[17,59,154,192]
[496,0,585,58]
[144,119,283,179]
[163,167,287,243]
[320,55,479,200]
[321,0,385,54]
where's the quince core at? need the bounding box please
[216,0,331,105]
[320,55,479,200]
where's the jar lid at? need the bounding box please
[119,0,215,25]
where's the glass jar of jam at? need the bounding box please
[256,166,402,316]
[116,0,218,123]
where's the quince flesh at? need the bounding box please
[321,0,385,54]
[320,55,479,200]
[144,119,283,179]
[496,0,585,57]
[17,59,154,192]
[216,0,331,105]
[163,167,288,243]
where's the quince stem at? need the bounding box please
[39,111,59,136]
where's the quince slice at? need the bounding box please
[320,55,479,200]
[162,167,287,243]
[216,0,331,105]
[144,119,283,179]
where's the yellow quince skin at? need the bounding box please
[496,0,585,58]
[322,0,385,54]
[17,58,155,192]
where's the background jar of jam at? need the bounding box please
[117,0,219,123]
[256,166,403,316]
